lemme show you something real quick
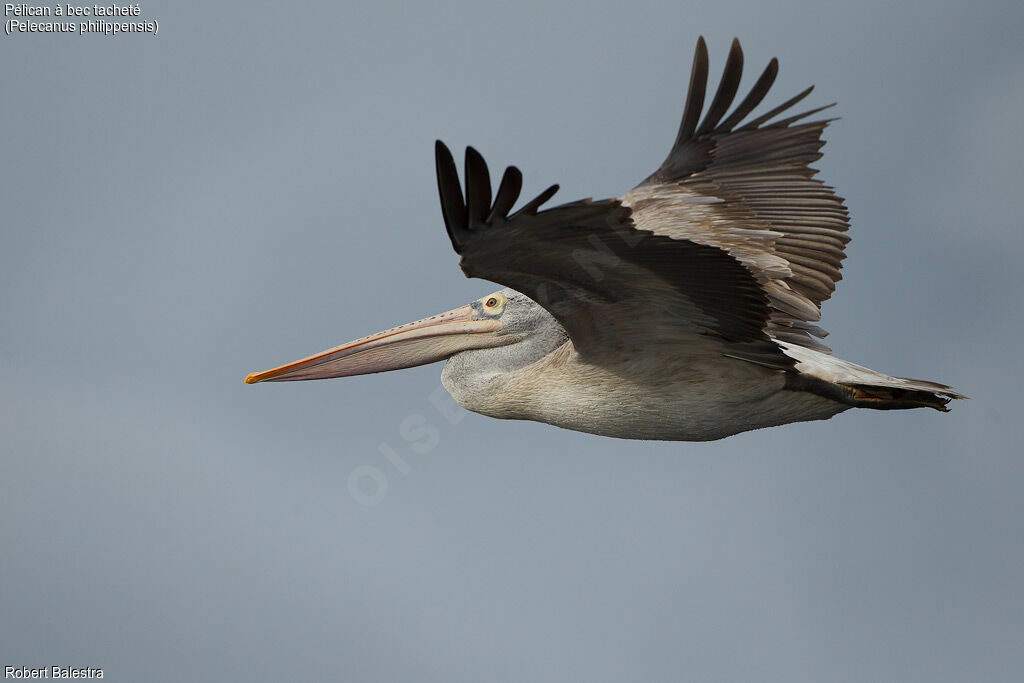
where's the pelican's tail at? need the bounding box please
[778,342,966,412]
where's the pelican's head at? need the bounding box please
[244,288,565,385]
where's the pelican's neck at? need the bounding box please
[441,323,568,417]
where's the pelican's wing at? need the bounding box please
[623,38,849,353]
[434,141,794,370]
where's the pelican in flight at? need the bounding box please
[246,38,963,441]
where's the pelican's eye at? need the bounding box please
[480,293,506,315]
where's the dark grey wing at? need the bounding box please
[435,141,794,370]
[623,37,850,353]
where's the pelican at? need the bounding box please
[246,38,964,441]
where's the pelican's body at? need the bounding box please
[443,331,844,441]
[246,38,964,440]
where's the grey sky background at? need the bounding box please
[2,1,1023,681]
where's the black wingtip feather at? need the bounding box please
[464,146,491,226]
[717,57,778,132]
[771,102,837,128]
[737,85,815,131]
[696,38,744,135]
[513,184,559,217]
[435,140,467,249]
[674,37,709,147]
[488,166,523,221]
